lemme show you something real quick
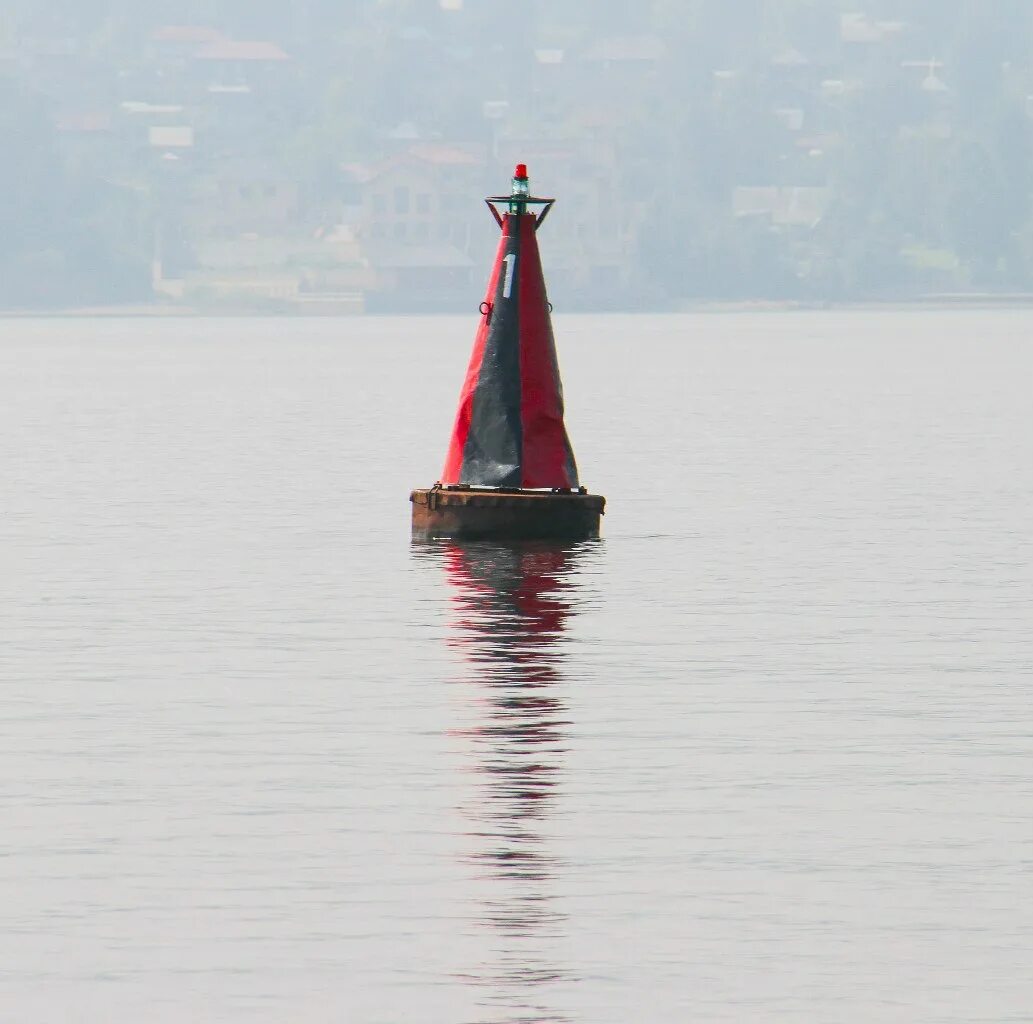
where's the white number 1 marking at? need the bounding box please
[502,253,517,299]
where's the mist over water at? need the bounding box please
[2,313,1031,1022]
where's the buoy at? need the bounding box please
[411,165,605,540]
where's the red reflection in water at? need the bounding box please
[427,539,592,1024]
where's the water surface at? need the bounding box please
[1,312,1031,1022]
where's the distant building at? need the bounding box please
[580,34,666,66]
[148,26,227,70]
[841,14,906,45]
[342,144,488,307]
[55,111,113,133]
[54,111,115,164]
[152,26,227,46]
[190,162,300,236]
[148,125,194,149]
[733,186,832,229]
[194,40,290,63]
[572,34,666,119]
[347,145,485,239]
[182,228,371,313]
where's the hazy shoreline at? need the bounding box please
[5,295,1033,318]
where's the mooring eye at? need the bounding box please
[479,301,493,322]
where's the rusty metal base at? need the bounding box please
[410,487,605,540]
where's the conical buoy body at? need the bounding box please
[442,212,578,489]
[411,166,605,541]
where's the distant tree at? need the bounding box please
[0,75,149,307]
[943,137,1022,285]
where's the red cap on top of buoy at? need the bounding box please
[441,166,579,490]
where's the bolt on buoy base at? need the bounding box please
[411,487,604,541]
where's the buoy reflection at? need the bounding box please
[436,539,592,1024]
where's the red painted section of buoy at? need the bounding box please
[514,213,575,489]
[440,229,506,486]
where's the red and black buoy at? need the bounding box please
[411,165,605,540]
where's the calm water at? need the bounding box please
[1,312,1031,1023]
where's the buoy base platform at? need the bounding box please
[411,487,605,540]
